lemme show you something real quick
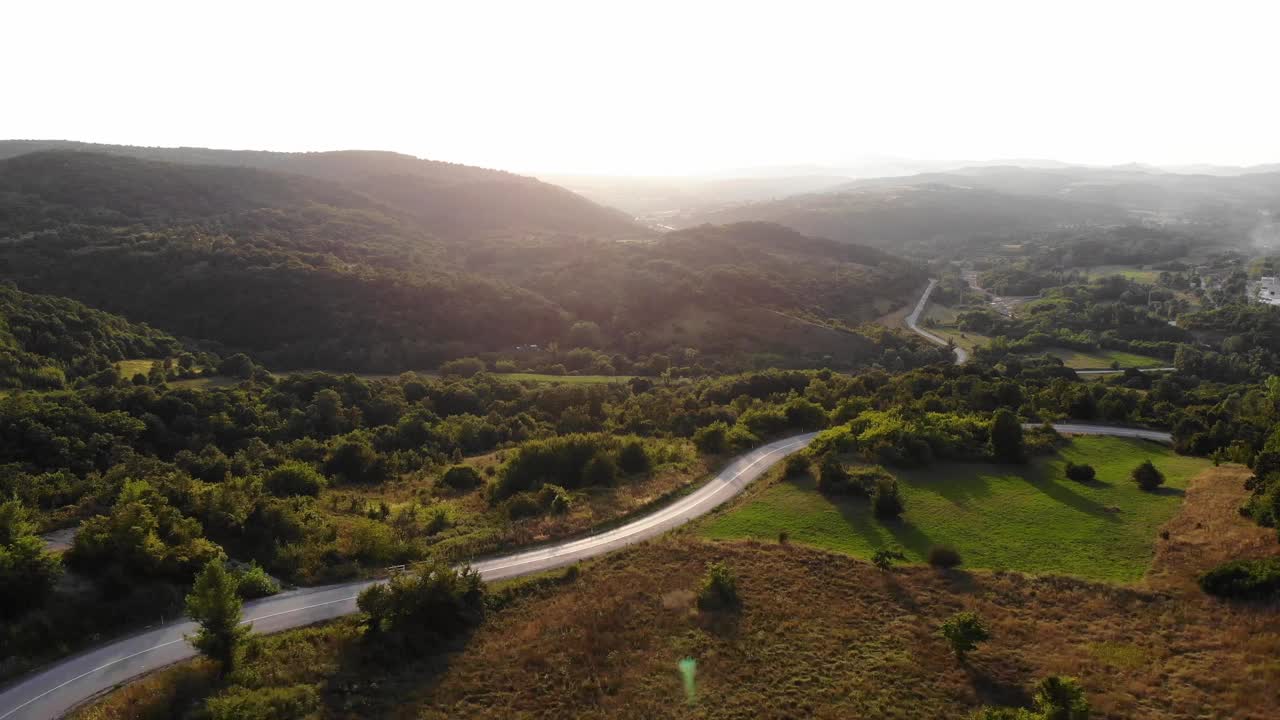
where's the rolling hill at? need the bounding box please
[0,151,937,372]
[0,140,642,239]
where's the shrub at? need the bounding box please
[617,440,651,474]
[928,545,962,569]
[439,357,486,378]
[696,561,739,611]
[783,453,810,478]
[872,478,905,518]
[1198,557,1280,600]
[1131,459,1165,491]
[872,549,906,571]
[582,453,618,487]
[440,465,482,490]
[493,433,619,499]
[536,483,573,515]
[263,462,326,497]
[506,493,542,520]
[939,610,989,660]
[725,424,759,450]
[235,562,280,599]
[357,562,484,653]
[989,408,1025,463]
[1033,675,1091,720]
[205,684,320,720]
[324,436,388,484]
[1064,462,1096,483]
[693,422,729,454]
[816,454,850,494]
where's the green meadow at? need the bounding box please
[701,436,1211,583]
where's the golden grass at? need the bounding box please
[75,464,1280,720]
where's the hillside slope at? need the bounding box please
[0,153,936,371]
[0,141,642,238]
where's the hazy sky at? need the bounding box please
[6,0,1279,175]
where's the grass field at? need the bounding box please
[76,479,1280,720]
[493,372,635,385]
[114,359,156,378]
[1085,266,1160,284]
[700,436,1211,583]
[1047,347,1168,370]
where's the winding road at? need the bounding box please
[904,279,969,364]
[0,419,1175,718]
[906,279,1174,376]
[1,434,814,720]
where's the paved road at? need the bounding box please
[906,279,1177,378]
[1032,422,1172,444]
[1075,367,1176,376]
[904,279,969,364]
[0,418,1175,720]
[0,434,815,720]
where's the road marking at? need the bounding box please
[0,437,812,719]
[0,594,366,719]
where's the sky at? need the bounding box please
[5,0,1280,175]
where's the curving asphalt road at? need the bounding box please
[904,279,970,364]
[905,279,1176,377]
[0,434,815,720]
[0,414,1175,720]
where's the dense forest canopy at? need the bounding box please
[0,151,936,372]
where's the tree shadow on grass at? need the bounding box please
[319,626,476,717]
[1149,486,1185,498]
[898,466,997,509]
[1023,463,1122,521]
[964,657,1033,709]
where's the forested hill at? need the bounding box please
[675,184,1128,251]
[0,151,936,372]
[0,141,642,239]
[0,283,181,390]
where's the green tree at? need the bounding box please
[696,561,740,611]
[1033,675,1091,720]
[618,439,651,474]
[693,422,728,454]
[1131,459,1165,491]
[582,453,618,486]
[990,408,1025,463]
[185,558,249,675]
[939,610,989,661]
[0,499,62,619]
[218,353,255,380]
[263,461,327,497]
[872,477,905,518]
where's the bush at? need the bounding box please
[783,453,810,478]
[1064,462,1096,483]
[816,454,850,494]
[235,562,280,599]
[872,478,905,518]
[356,562,484,653]
[725,424,759,450]
[535,483,572,515]
[324,436,388,484]
[1198,557,1280,600]
[205,684,320,720]
[440,464,482,490]
[693,422,729,454]
[696,561,739,611]
[505,493,542,520]
[1033,675,1091,720]
[263,462,326,497]
[1131,459,1165,491]
[439,357,486,378]
[939,610,989,660]
[928,545,962,569]
[872,549,906,570]
[989,408,1025,463]
[617,440,651,474]
[582,453,618,487]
